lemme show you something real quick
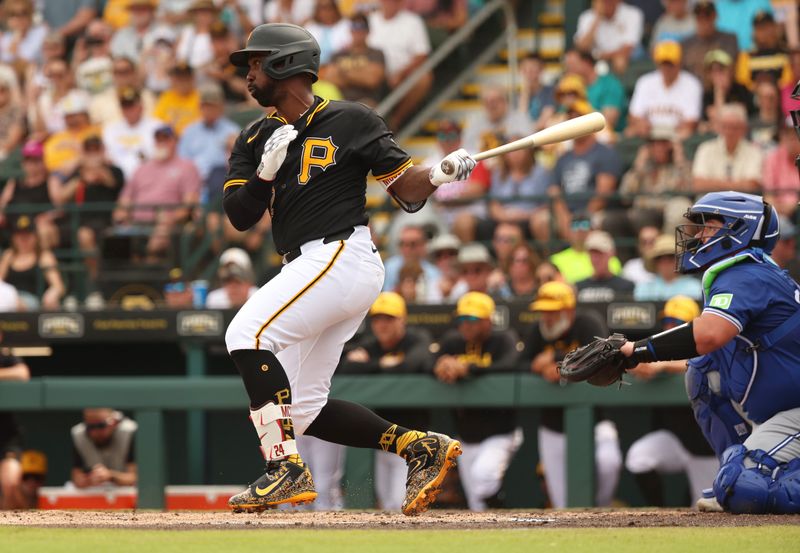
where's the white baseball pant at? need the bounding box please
[225,225,384,434]
[457,428,524,511]
[625,430,719,504]
[538,420,622,508]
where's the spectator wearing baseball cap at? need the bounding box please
[206,248,258,309]
[681,0,739,81]
[521,279,621,509]
[457,243,511,299]
[713,0,774,51]
[175,0,218,70]
[434,290,522,511]
[328,14,387,105]
[627,40,703,140]
[700,48,754,128]
[102,86,163,180]
[178,83,240,182]
[633,234,702,301]
[339,291,434,510]
[152,62,201,135]
[550,213,623,284]
[113,123,202,260]
[427,234,467,303]
[734,9,793,91]
[575,230,634,302]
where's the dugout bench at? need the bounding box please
[0,373,688,510]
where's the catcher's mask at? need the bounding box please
[229,23,320,82]
[675,192,778,274]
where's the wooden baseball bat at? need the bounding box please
[441,112,606,175]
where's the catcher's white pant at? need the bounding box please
[295,435,346,510]
[225,225,384,434]
[374,450,407,511]
[458,428,523,511]
[538,420,622,508]
[625,430,719,505]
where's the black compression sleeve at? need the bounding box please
[222,181,269,231]
[632,322,699,363]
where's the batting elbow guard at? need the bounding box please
[632,322,699,363]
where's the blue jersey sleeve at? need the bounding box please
[703,266,764,333]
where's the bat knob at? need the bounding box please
[440,159,455,175]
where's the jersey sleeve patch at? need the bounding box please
[708,293,733,309]
[374,159,413,189]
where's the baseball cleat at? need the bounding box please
[696,488,724,512]
[401,432,462,516]
[229,456,317,513]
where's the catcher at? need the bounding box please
[559,191,800,514]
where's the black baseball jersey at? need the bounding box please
[520,311,607,432]
[436,328,520,443]
[339,327,434,430]
[223,96,422,255]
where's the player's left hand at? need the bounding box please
[429,148,476,187]
[258,124,298,181]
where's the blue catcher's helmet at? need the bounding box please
[675,192,778,274]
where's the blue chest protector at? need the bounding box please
[685,250,800,458]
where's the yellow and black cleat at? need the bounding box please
[401,432,462,516]
[229,456,317,513]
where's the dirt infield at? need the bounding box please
[2,509,799,530]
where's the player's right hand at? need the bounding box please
[429,148,476,187]
[257,124,298,181]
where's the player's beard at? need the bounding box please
[250,81,277,107]
[539,313,571,341]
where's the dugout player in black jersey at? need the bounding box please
[0,340,31,510]
[433,292,521,511]
[520,281,622,508]
[222,24,476,515]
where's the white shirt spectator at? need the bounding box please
[0,280,20,312]
[0,24,47,65]
[575,2,644,58]
[628,70,702,132]
[367,9,431,79]
[103,116,163,181]
[306,19,352,64]
[691,136,764,183]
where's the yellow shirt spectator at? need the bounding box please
[44,125,101,174]
[152,89,201,136]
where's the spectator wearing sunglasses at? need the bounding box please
[70,408,137,489]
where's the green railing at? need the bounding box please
[0,373,688,509]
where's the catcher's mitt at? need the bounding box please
[558,333,637,387]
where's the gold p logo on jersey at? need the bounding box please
[298,137,338,185]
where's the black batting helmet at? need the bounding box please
[230,23,320,82]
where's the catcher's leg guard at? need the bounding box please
[769,458,800,514]
[713,445,775,514]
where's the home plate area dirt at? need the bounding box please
[2,509,799,529]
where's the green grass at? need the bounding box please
[2,526,799,553]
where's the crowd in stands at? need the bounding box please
[1,0,800,511]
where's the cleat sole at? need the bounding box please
[402,440,462,516]
[230,491,318,513]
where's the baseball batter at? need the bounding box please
[221,23,476,515]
